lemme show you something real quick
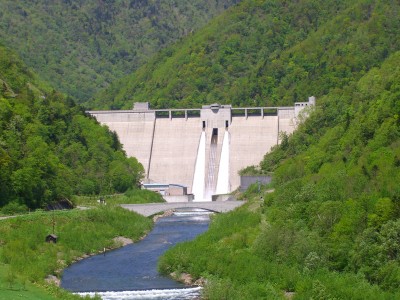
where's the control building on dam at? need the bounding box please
[88,97,315,201]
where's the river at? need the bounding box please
[61,208,211,300]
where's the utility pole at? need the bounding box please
[52,210,55,234]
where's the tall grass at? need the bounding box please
[72,188,165,207]
[0,206,152,299]
[158,200,400,299]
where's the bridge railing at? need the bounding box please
[87,106,295,120]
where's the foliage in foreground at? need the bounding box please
[0,206,152,299]
[0,45,144,210]
[0,263,61,300]
[159,201,398,299]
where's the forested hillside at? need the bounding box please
[93,0,400,109]
[0,46,143,211]
[0,0,240,103]
[154,0,400,298]
[159,47,400,300]
[257,49,400,297]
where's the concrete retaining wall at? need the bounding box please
[240,175,272,191]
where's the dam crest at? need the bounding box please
[88,97,315,201]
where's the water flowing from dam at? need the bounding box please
[76,287,202,300]
[204,132,218,201]
[216,130,230,195]
[192,131,206,201]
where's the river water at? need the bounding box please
[61,208,212,299]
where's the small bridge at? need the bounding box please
[121,201,245,217]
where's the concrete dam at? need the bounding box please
[88,97,315,201]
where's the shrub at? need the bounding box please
[1,201,28,215]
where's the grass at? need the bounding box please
[158,194,400,299]
[0,264,58,300]
[72,188,165,207]
[0,206,153,299]
[0,262,96,300]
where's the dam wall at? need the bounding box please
[88,97,315,201]
[89,110,156,175]
[278,108,296,142]
[229,115,279,190]
[149,117,200,192]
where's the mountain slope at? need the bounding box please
[0,46,143,210]
[93,0,400,110]
[0,0,240,102]
[260,49,400,289]
[157,50,400,300]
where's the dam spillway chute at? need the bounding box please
[215,129,230,195]
[204,128,219,201]
[192,131,206,201]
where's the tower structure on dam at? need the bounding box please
[88,97,315,201]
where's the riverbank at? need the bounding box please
[61,208,211,297]
[0,206,153,299]
[158,188,400,299]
